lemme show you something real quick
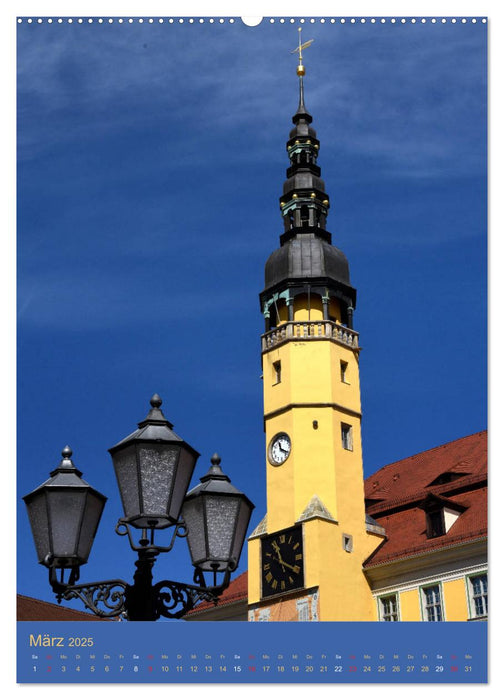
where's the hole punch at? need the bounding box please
[241,16,263,26]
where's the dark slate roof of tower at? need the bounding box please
[264,234,351,289]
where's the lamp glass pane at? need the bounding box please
[138,444,179,516]
[168,447,197,522]
[206,495,239,568]
[26,491,50,563]
[230,499,253,564]
[113,444,140,519]
[181,497,207,565]
[76,491,105,562]
[47,490,85,559]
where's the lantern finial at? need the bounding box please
[201,453,230,482]
[51,445,82,476]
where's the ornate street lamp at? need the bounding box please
[23,395,254,621]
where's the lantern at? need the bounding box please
[109,394,199,529]
[182,454,254,572]
[23,446,106,569]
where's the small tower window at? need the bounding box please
[341,423,353,451]
[342,533,353,553]
[340,361,348,383]
[273,361,281,385]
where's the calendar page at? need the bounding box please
[16,7,487,686]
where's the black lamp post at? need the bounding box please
[23,395,254,621]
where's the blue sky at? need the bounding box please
[16,16,487,607]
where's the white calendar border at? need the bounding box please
[4,0,500,698]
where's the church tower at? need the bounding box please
[248,34,385,622]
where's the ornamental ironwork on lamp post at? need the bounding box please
[23,394,254,621]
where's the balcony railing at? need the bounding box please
[261,320,360,351]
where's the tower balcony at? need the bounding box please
[261,320,360,352]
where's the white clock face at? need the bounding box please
[269,433,291,466]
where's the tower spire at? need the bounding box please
[291,28,314,121]
[259,33,357,332]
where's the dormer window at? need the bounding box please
[425,505,462,538]
[427,471,469,487]
[421,494,466,539]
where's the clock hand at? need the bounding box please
[279,560,300,573]
[269,551,299,575]
[270,543,287,572]
[272,555,286,572]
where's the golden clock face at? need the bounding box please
[261,525,304,597]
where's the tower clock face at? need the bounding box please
[261,525,304,597]
[268,432,291,466]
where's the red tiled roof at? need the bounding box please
[364,431,487,567]
[17,594,105,621]
[185,571,248,616]
[365,431,487,507]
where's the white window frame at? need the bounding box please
[378,594,399,621]
[420,583,444,621]
[467,573,488,619]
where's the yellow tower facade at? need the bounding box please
[248,43,385,622]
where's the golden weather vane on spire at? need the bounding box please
[291,27,314,76]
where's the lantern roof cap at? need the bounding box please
[108,394,199,457]
[23,447,106,502]
[185,454,253,502]
[200,453,231,483]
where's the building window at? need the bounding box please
[379,594,399,621]
[296,598,310,622]
[342,533,353,553]
[421,584,444,621]
[340,360,348,383]
[468,574,488,618]
[341,423,353,451]
[273,360,281,384]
